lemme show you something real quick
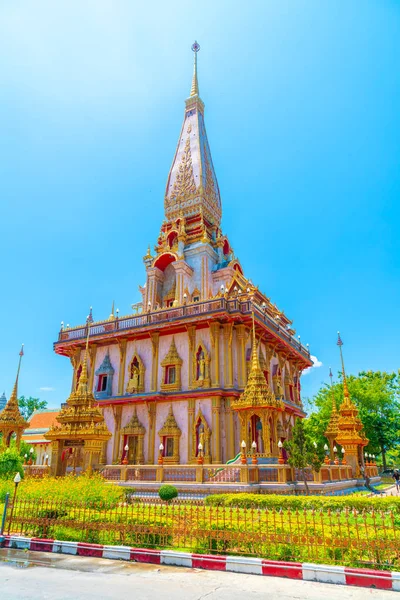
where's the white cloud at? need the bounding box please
[39,387,55,392]
[302,355,323,375]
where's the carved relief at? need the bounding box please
[192,343,211,388]
[170,137,196,202]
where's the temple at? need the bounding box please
[52,43,313,472]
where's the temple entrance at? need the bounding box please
[61,441,84,475]
[249,415,264,453]
[127,435,140,464]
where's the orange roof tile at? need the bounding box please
[26,410,60,431]
[21,433,51,443]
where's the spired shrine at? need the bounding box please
[51,43,312,478]
[1,44,377,491]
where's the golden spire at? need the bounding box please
[190,41,200,97]
[324,366,339,439]
[337,331,351,407]
[329,366,337,413]
[9,344,24,405]
[233,313,283,410]
[335,332,368,449]
[0,345,28,443]
[109,301,115,321]
[77,324,90,392]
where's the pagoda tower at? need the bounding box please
[0,392,7,413]
[0,346,28,450]
[324,367,340,460]
[335,333,368,476]
[232,315,284,458]
[46,327,111,475]
[53,44,312,467]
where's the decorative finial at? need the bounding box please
[9,344,24,405]
[78,324,91,389]
[190,41,200,97]
[251,312,259,370]
[109,301,115,320]
[87,306,93,324]
[336,331,350,405]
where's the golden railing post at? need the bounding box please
[156,465,164,482]
[313,469,322,483]
[121,466,128,482]
[240,464,249,484]
[196,465,204,483]
[277,465,285,483]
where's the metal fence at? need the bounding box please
[4,497,399,569]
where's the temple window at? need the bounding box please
[160,338,183,392]
[97,374,108,392]
[94,351,115,399]
[166,366,176,385]
[193,296,200,302]
[158,405,181,463]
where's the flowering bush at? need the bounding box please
[0,472,124,507]
[205,492,400,513]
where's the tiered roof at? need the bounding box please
[45,328,111,444]
[233,316,283,411]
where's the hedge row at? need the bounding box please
[205,492,400,513]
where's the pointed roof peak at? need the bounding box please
[190,41,200,98]
[164,43,221,227]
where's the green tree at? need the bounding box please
[18,396,47,421]
[305,371,400,470]
[0,449,24,480]
[284,419,325,495]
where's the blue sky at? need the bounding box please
[0,1,399,409]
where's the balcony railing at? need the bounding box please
[56,298,311,359]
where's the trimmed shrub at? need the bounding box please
[158,484,178,502]
[205,492,400,513]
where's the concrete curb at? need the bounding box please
[1,535,399,592]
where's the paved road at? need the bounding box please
[0,549,397,600]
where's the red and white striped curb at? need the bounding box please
[2,535,399,592]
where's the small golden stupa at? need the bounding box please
[0,345,29,450]
[232,314,283,456]
[45,325,111,475]
[335,332,368,476]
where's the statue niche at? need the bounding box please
[192,409,211,463]
[192,344,211,388]
[126,353,145,394]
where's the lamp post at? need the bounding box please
[158,443,164,465]
[197,443,204,465]
[28,447,34,466]
[341,447,346,465]
[333,445,339,465]
[251,441,257,465]
[323,444,330,465]
[122,444,129,465]
[7,472,21,535]
[240,440,247,464]
[23,454,27,466]
[45,454,49,467]
[277,440,284,465]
